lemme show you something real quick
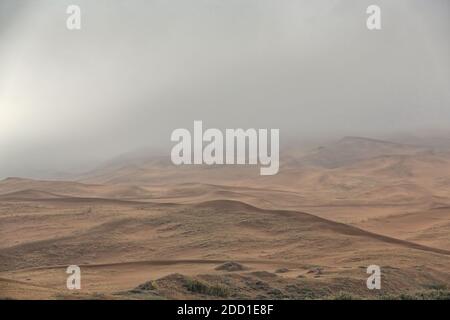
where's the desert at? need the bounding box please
[1,0,449,302]
[0,136,449,300]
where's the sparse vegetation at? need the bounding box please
[215,261,245,272]
[422,283,447,290]
[330,292,360,300]
[379,289,450,300]
[184,278,230,297]
[133,280,158,292]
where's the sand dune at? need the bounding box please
[1,195,449,299]
[1,136,449,299]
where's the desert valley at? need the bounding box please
[1,136,449,299]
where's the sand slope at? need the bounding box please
[1,137,449,299]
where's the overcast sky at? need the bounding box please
[0,0,449,178]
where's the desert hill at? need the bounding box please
[0,197,448,299]
[298,136,427,169]
[1,136,449,299]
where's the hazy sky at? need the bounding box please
[0,0,449,178]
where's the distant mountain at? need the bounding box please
[298,136,427,168]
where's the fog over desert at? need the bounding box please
[0,0,449,300]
